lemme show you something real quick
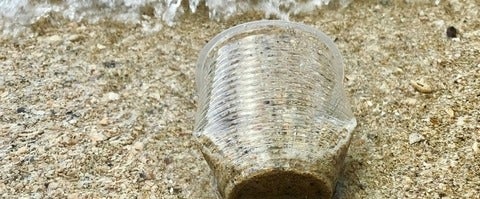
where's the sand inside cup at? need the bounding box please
[230,170,330,199]
[198,123,352,199]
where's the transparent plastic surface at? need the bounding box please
[194,20,356,199]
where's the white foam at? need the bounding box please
[0,0,353,36]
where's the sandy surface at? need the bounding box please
[1,0,479,198]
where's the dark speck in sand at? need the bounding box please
[446,26,458,38]
[16,107,27,113]
[103,60,118,68]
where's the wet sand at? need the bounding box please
[1,0,479,198]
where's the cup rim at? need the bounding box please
[196,20,345,78]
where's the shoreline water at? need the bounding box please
[0,0,355,37]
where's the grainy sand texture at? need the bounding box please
[1,0,479,198]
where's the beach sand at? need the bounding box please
[1,0,479,198]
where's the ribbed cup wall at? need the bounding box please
[194,20,356,199]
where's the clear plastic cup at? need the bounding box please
[194,20,357,199]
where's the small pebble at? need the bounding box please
[445,108,455,118]
[366,101,373,107]
[133,142,144,151]
[404,98,417,105]
[446,26,458,38]
[418,10,425,17]
[15,146,28,154]
[473,141,479,153]
[89,131,107,143]
[103,61,117,68]
[16,107,27,113]
[0,90,7,98]
[164,157,172,165]
[96,44,106,50]
[67,34,83,42]
[393,67,403,74]
[43,35,62,44]
[66,22,78,29]
[409,133,425,144]
[105,92,120,101]
[456,116,466,126]
[433,20,445,28]
[99,117,109,125]
[410,80,434,93]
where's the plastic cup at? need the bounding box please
[194,20,357,199]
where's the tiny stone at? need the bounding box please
[433,20,445,28]
[404,98,417,105]
[99,117,109,125]
[103,61,117,68]
[61,135,79,146]
[473,141,479,153]
[410,80,434,93]
[149,92,161,101]
[47,182,59,190]
[447,0,462,12]
[105,92,120,101]
[66,22,78,28]
[89,131,107,143]
[16,107,27,113]
[15,146,28,154]
[43,35,62,44]
[96,44,106,50]
[32,109,46,116]
[67,193,79,199]
[446,26,458,38]
[418,10,425,17]
[366,101,373,107]
[133,142,144,151]
[67,34,83,42]
[393,67,403,74]
[379,0,389,5]
[402,176,413,186]
[456,116,466,126]
[1,91,8,98]
[445,108,455,118]
[164,157,172,165]
[409,133,425,144]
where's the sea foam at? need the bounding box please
[0,0,352,36]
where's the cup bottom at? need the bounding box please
[228,170,333,199]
